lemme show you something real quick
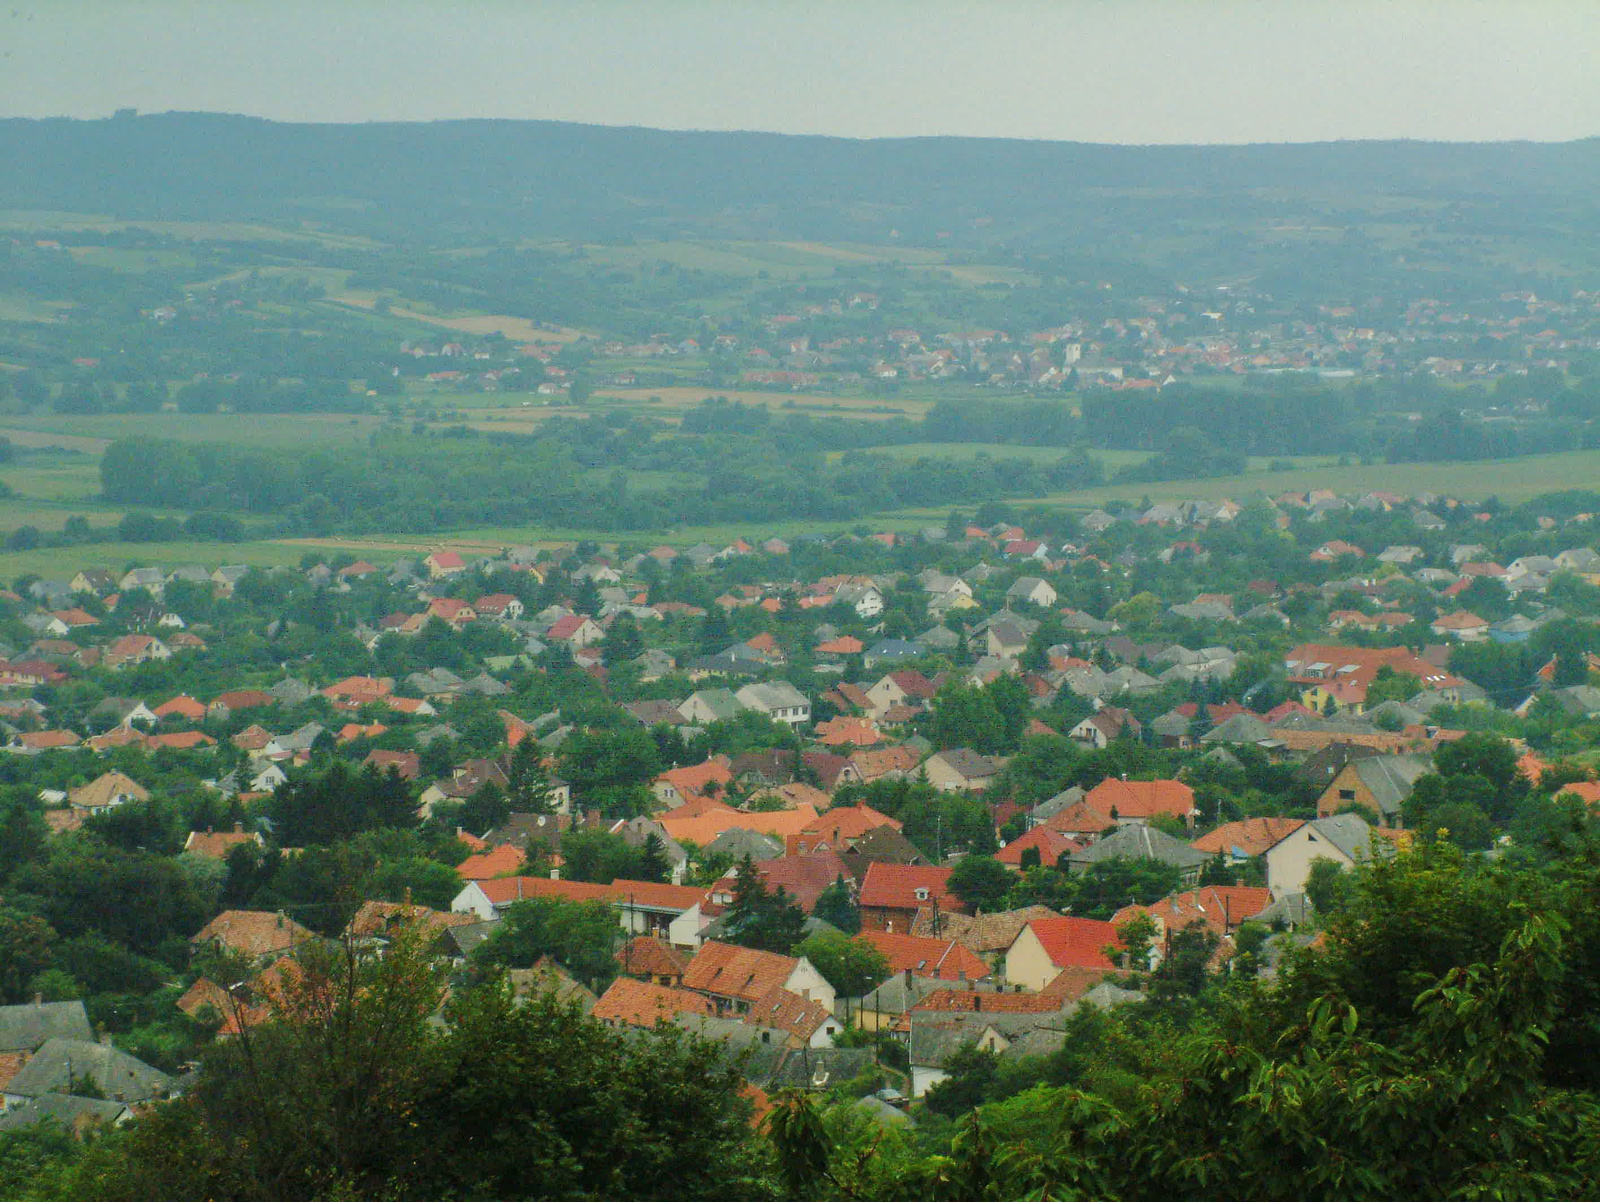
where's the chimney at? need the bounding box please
[233,822,243,834]
[33,993,42,1007]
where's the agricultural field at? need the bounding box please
[1024,448,1600,511]
[0,538,313,579]
[0,210,380,249]
[328,295,588,343]
[0,413,388,450]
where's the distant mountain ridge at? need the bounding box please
[3,111,1598,244]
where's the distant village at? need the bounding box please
[1,476,1599,1128]
[393,285,1599,396]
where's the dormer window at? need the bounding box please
[914,887,930,901]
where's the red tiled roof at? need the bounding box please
[183,826,259,858]
[365,750,420,779]
[471,876,617,905]
[1114,885,1274,937]
[755,851,852,913]
[616,936,690,978]
[996,825,1083,868]
[856,931,989,981]
[885,670,938,700]
[816,636,864,655]
[1021,916,1120,971]
[1084,778,1195,822]
[848,745,921,782]
[858,863,964,915]
[546,614,592,641]
[154,694,207,720]
[210,690,274,712]
[794,804,901,851]
[610,879,708,912]
[813,716,882,747]
[1043,800,1117,836]
[655,760,733,805]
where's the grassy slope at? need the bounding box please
[1021,449,1600,510]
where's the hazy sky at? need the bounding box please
[3,1,1597,144]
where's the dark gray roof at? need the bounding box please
[1068,824,1209,870]
[1304,813,1390,863]
[931,748,999,780]
[0,1001,92,1053]
[1347,755,1430,819]
[461,672,511,697]
[7,1038,173,1103]
[703,828,786,861]
[0,1091,130,1131]
[445,921,498,958]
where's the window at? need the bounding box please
[1338,789,1356,801]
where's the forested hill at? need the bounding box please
[4,111,1599,245]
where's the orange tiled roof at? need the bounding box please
[681,940,798,1004]
[455,844,527,880]
[593,977,715,1027]
[191,910,314,959]
[813,716,882,747]
[743,986,832,1042]
[1190,817,1306,858]
[658,805,820,847]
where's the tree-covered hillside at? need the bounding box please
[3,113,1598,260]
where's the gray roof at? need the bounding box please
[1362,700,1427,727]
[1344,755,1430,819]
[736,681,809,712]
[1200,713,1276,744]
[679,689,745,722]
[930,748,999,781]
[408,667,467,695]
[1253,892,1312,928]
[0,1001,92,1053]
[1304,813,1389,863]
[855,1094,915,1127]
[916,626,962,650]
[609,816,688,865]
[0,1091,130,1131]
[1057,609,1117,634]
[274,722,325,753]
[1032,786,1086,821]
[702,828,786,861]
[865,639,924,663]
[270,678,316,706]
[859,972,971,1012]
[1068,824,1210,870]
[461,672,511,697]
[1550,685,1600,718]
[7,1038,173,1103]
